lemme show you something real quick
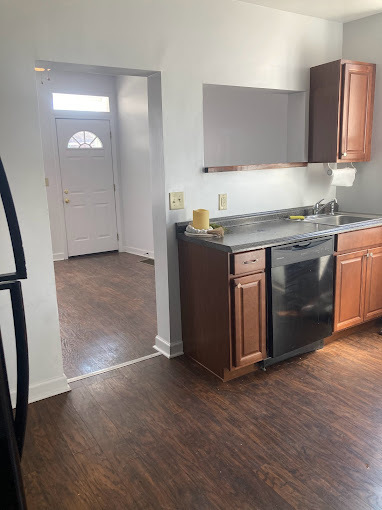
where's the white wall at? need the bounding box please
[0,0,343,399]
[116,76,154,258]
[337,13,382,214]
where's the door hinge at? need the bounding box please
[114,184,116,191]
[117,233,119,241]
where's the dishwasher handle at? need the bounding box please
[292,241,312,249]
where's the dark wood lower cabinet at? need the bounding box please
[364,246,382,320]
[178,240,267,380]
[232,273,266,367]
[334,242,382,331]
[334,250,367,331]
[179,229,382,380]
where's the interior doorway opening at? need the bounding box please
[35,61,160,379]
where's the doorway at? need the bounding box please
[56,118,118,257]
[36,63,159,380]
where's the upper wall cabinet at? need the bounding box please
[309,59,376,163]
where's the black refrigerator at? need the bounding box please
[0,158,29,509]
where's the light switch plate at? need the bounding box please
[169,191,184,210]
[219,193,227,210]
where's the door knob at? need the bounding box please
[64,198,70,204]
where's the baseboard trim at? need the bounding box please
[53,252,65,261]
[154,335,183,358]
[123,246,154,259]
[11,374,70,408]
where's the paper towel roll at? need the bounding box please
[330,167,356,187]
[193,209,209,230]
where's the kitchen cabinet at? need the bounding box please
[335,227,382,331]
[364,246,382,320]
[309,59,376,163]
[178,240,266,381]
[334,250,367,331]
[232,273,266,367]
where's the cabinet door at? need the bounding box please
[364,246,382,321]
[232,273,266,367]
[339,62,376,162]
[334,250,367,331]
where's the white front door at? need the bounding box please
[56,119,118,257]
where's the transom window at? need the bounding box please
[53,93,110,112]
[67,131,103,149]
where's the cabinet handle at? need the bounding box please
[243,259,258,265]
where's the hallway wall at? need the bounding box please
[116,76,154,258]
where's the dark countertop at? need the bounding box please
[176,207,382,253]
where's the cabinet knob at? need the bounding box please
[64,198,70,204]
[236,283,242,289]
[342,152,347,157]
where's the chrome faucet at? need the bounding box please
[313,198,338,215]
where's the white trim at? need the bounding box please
[123,246,154,259]
[154,335,183,358]
[53,252,65,261]
[67,352,161,383]
[11,375,70,408]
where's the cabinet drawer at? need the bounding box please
[337,227,382,253]
[232,249,265,275]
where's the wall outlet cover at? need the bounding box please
[169,191,184,210]
[219,193,227,210]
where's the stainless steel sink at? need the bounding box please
[304,213,377,226]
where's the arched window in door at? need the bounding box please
[67,131,103,149]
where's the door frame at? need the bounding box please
[50,111,123,260]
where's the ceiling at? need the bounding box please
[237,0,382,22]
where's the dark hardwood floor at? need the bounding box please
[22,325,382,509]
[54,252,157,378]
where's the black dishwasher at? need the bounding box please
[269,237,334,359]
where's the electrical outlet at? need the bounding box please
[169,191,184,210]
[219,193,227,210]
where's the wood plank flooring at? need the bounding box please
[22,324,382,509]
[54,252,157,378]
